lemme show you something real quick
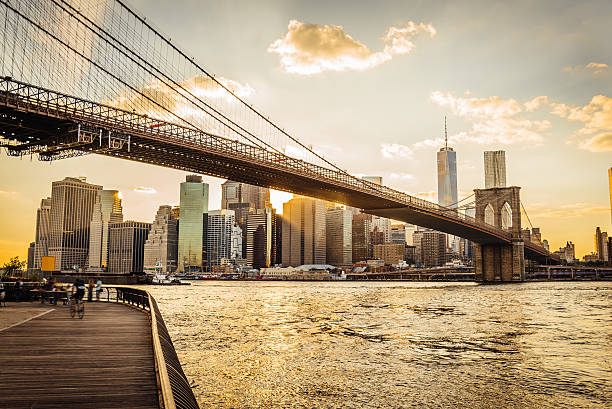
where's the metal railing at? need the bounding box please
[100,286,199,409]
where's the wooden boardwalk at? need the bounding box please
[0,302,159,409]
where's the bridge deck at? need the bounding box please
[0,302,159,409]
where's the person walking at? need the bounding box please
[15,279,23,302]
[95,279,102,301]
[0,283,5,307]
[87,279,94,302]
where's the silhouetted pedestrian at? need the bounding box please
[95,279,102,301]
[15,280,23,302]
[87,279,94,302]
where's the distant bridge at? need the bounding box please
[0,0,559,280]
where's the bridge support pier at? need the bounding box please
[474,186,525,283]
[474,240,525,282]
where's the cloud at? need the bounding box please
[579,132,612,152]
[389,172,415,180]
[134,187,157,194]
[268,20,436,75]
[422,92,546,147]
[0,190,18,198]
[109,75,254,126]
[529,203,609,218]
[550,95,612,152]
[563,62,610,76]
[381,143,413,158]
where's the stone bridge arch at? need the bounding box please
[473,186,525,282]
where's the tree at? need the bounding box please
[2,256,27,276]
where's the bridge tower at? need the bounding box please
[473,186,525,282]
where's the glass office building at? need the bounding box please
[177,175,209,273]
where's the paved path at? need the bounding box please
[0,302,159,408]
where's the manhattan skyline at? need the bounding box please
[1,0,611,262]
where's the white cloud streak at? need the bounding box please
[268,20,436,75]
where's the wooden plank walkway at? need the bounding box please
[0,302,159,409]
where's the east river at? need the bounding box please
[145,281,612,408]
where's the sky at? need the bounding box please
[1,0,611,263]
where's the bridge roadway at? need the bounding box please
[0,302,159,409]
[0,78,558,263]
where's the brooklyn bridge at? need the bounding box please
[0,0,560,282]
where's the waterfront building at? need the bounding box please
[281,196,326,267]
[177,175,209,273]
[246,208,274,269]
[484,150,507,188]
[583,253,600,263]
[27,242,35,273]
[143,205,178,273]
[404,223,416,246]
[88,190,123,270]
[531,228,543,245]
[231,223,243,259]
[371,216,391,243]
[326,207,352,266]
[391,224,407,245]
[108,221,151,273]
[207,209,235,269]
[412,229,426,265]
[273,213,282,266]
[595,227,609,262]
[421,231,446,267]
[32,197,52,270]
[373,243,405,265]
[404,245,416,265]
[48,177,102,271]
[352,213,372,263]
[554,241,576,263]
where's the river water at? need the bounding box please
[145,281,612,408]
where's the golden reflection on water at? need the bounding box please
[145,281,612,408]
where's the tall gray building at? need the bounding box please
[88,190,123,270]
[484,150,507,189]
[108,221,151,274]
[221,180,270,210]
[48,177,102,271]
[437,119,458,254]
[143,205,178,273]
[207,209,235,269]
[282,197,326,267]
[437,119,458,208]
[326,207,352,266]
[178,175,209,273]
[33,197,52,270]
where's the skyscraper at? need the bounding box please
[88,190,123,270]
[246,208,274,269]
[437,118,458,207]
[281,196,326,267]
[326,207,352,266]
[595,227,609,262]
[108,221,151,273]
[352,213,372,262]
[178,175,209,273]
[484,150,507,189]
[207,209,235,269]
[33,197,52,270]
[230,223,243,259]
[221,180,269,210]
[437,118,458,254]
[143,205,178,273]
[48,177,102,271]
